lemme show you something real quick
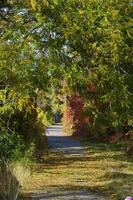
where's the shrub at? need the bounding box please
[0,130,25,160]
[62,94,90,136]
[126,130,133,155]
[62,104,75,135]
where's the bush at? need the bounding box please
[62,94,90,136]
[62,105,75,135]
[0,130,25,160]
[11,105,48,150]
[126,130,133,155]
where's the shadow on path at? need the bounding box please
[24,125,102,200]
[46,126,85,155]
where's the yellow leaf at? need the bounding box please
[30,0,38,11]
[92,42,97,48]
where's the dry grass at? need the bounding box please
[0,160,31,200]
[23,142,133,200]
[11,161,31,187]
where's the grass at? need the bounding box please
[0,159,31,200]
[22,141,133,200]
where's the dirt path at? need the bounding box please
[24,125,103,200]
[36,125,102,199]
[23,125,133,200]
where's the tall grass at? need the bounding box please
[0,159,31,200]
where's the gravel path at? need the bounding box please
[28,125,103,200]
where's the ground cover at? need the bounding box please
[23,141,133,200]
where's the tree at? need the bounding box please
[29,0,132,137]
[0,2,51,159]
[0,0,132,148]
